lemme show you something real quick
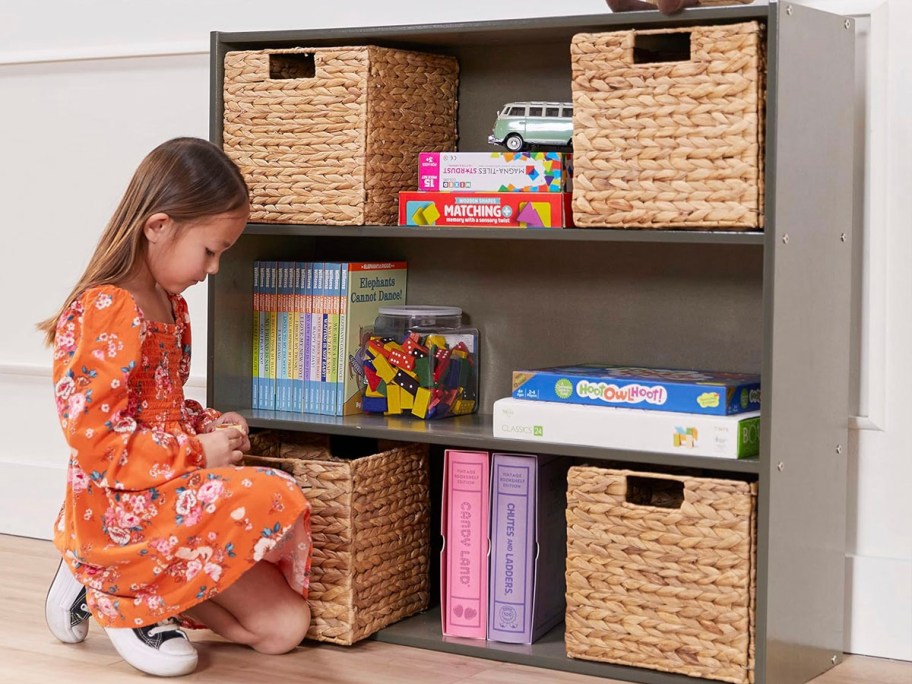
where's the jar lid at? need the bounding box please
[378,305,462,317]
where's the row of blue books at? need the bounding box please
[252,260,407,415]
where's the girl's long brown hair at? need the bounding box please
[37,137,249,347]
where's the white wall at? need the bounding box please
[0,0,610,535]
[840,0,912,662]
[1,0,908,662]
[0,52,212,536]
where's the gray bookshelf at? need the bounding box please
[208,3,854,682]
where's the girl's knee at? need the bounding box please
[251,600,310,655]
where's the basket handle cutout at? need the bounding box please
[269,53,316,80]
[625,475,684,509]
[633,32,692,65]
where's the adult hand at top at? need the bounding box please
[606,0,700,14]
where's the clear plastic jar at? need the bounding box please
[361,305,479,419]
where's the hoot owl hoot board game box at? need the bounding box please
[511,364,761,416]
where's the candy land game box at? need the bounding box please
[511,364,761,416]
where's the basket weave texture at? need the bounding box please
[565,467,757,683]
[245,435,430,645]
[571,22,764,229]
[223,46,458,225]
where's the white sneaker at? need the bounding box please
[45,560,91,644]
[105,620,198,677]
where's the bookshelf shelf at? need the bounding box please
[213,5,767,52]
[374,609,706,684]
[244,223,766,246]
[209,5,854,683]
[238,409,761,475]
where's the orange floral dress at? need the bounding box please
[52,285,311,628]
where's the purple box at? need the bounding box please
[487,453,567,644]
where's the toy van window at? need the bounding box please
[506,106,525,116]
[545,107,560,117]
[529,106,543,116]
[561,107,573,118]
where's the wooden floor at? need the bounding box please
[3,534,909,684]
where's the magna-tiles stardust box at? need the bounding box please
[418,151,571,193]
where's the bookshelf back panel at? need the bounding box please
[452,41,572,153]
[211,235,763,413]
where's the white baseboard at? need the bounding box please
[0,461,65,541]
[845,553,912,660]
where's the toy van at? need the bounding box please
[488,101,573,151]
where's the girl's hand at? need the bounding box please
[197,429,246,468]
[210,412,251,453]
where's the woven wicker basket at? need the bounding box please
[565,467,757,683]
[571,22,764,229]
[245,436,430,645]
[223,46,458,225]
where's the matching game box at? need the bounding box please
[400,191,573,228]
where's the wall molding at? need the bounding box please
[0,362,205,389]
[848,2,887,433]
[0,363,50,379]
[0,42,206,67]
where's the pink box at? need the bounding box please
[440,449,490,639]
[418,151,570,193]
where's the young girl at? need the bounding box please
[38,137,312,677]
